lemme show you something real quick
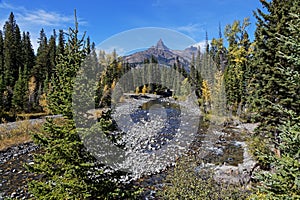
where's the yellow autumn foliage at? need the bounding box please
[142,85,147,94]
[201,80,211,104]
[135,86,140,94]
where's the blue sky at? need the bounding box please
[0,0,263,54]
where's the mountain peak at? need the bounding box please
[155,39,169,50]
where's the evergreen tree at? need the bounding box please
[28,11,140,199]
[3,12,18,87]
[249,8,300,198]
[210,25,227,72]
[21,31,35,74]
[33,29,49,84]
[224,18,251,113]
[12,67,26,112]
[57,29,65,56]
[2,12,23,111]
[0,75,4,113]
[48,16,85,117]
[251,107,300,199]
[0,31,3,76]
[247,0,300,167]
[0,31,4,114]
[31,29,50,110]
[48,29,57,78]
[14,25,23,72]
[86,36,91,54]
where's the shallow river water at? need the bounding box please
[0,96,253,199]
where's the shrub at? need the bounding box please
[157,157,250,200]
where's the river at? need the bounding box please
[0,95,257,199]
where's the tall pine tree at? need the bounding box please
[0,31,3,76]
[248,0,300,164]
[224,18,251,113]
[251,23,300,196]
[21,31,35,74]
[28,11,139,199]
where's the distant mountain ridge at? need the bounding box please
[123,39,199,71]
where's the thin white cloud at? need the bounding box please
[0,2,24,10]
[0,1,86,27]
[174,23,205,38]
[191,40,211,52]
[0,1,87,52]
[17,9,74,27]
[176,23,204,34]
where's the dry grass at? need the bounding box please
[0,119,44,151]
[0,117,69,151]
[16,112,48,120]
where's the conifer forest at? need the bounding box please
[0,0,299,199]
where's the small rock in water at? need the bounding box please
[10,192,17,198]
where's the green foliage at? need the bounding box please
[248,0,300,155]
[28,118,141,199]
[224,18,251,114]
[210,33,227,71]
[48,13,86,118]
[28,12,141,199]
[157,157,249,200]
[27,118,94,199]
[21,31,35,74]
[0,30,4,76]
[0,12,59,116]
[12,67,28,112]
[250,108,300,199]
[0,74,4,114]
[189,53,203,98]
[248,2,300,198]
[247,0,299,118]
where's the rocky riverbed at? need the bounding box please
[0,142,39,199]
[0,95,258,199]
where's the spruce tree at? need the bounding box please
[0,31,4,115]
[31,29,50,110]
[14,25,23,71]
[48,29,57,78]
[192,49,203,98]
[250,9,300,198]
[0,31,3,75]
[57,29,65,56]
[48,20,86,117]
[247,0,300,167]
[28,11,139,199]
[21,31,35,74]
[3,12,18,87]
[86,36,91,55]
[224,18,251,113]
[2,12,23,112]
[33,29,49,84]
[12,67,25,112]
[0,75,4,114]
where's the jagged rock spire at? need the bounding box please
[155,38,169,50]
